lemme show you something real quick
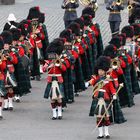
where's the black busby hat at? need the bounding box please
[46,38,64,55]
[19,19,32,35]
[109,36,121,49]
[121,25,134,38]
[81,14,92,26]
[74,18,84,30]
[133,7,140,20]
[39,13,45,24]
[0,36,4,50]
[103,44,117,59]
[68,22,80,36]
[10,28,21,41]
[82,7,95,18]
[59,29,73,42]
[117,33,126,46]
[132,24,140,36]
[27,6,41,20]
[94,56,111,75]
[1,31,13,45]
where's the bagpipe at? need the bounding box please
[30,18,39,39]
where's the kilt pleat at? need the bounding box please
[81,53,91,81]
[113,99,127,124]
[14,56,31,96]
[0,80,7,97]
[130,64,140,94]
[73,58,86,92]
[44,82,64,99]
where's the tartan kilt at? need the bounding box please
[41,24,49,60]
[91,43,97,67]
[95,23,103,58]
[86,43,94,74]
[81,53,91,81]
[71,69,76,82]
[5,72,17,88]
[44,82,64,99]
[89,98,111,117]
[0,80,7,97]
[112,98,127,124]
[130,63,140,94]
[118,74,134,107]
[14,56,31,96]
[73,58,86,92]
[62,68,74,101]
[30,47,40,76]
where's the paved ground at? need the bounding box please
[0,1,140,140]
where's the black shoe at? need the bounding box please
[105,135,110,139]
[3,108,8,111]
[58,116,62,120]
[8,107,13,111]
[67,99,74,104]
[30,76,35,80]
[0,116,3,120]
[52,117,57,120]
[16,99,20,103]
[97,136,104,139]
[75,93,79,97]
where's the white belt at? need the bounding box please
[7,65,13,67]
[114,78,118,81]
[99,89,106,92]
[36,40,41,43]
[48,74,61,77]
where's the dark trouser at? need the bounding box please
[109,21,120,37]
[64,20,73,28]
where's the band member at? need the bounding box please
[1,31,18,111]
[39,12,49,61]
[43,39,66,120]
[81,7,104,58]
[135,35,140,80]
[68,22,86,92]
[121,25,140,95]
[9,28,31,102]
[109,36,135,107]
[103,44,127,124]
[61,0,79,28]
[3,13,19,31]
[27,6,45,81]
[59,29,76,103]
[0,37,7,119]
[106,0,124,37]
[86,56,117,139]
[128,0,140,24]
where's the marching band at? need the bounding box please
[0,0,140,139]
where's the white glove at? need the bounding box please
[85,82,89,88]
[113,95,117,100]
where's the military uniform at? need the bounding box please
[106,0,124,37]
[61,0,79,28]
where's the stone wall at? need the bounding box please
[0,0,15,4]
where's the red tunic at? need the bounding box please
[90,76,116,101]
[110,68,123,88]
[43,60,67,83]
[0,60,6,80]
[90,24,99,37]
